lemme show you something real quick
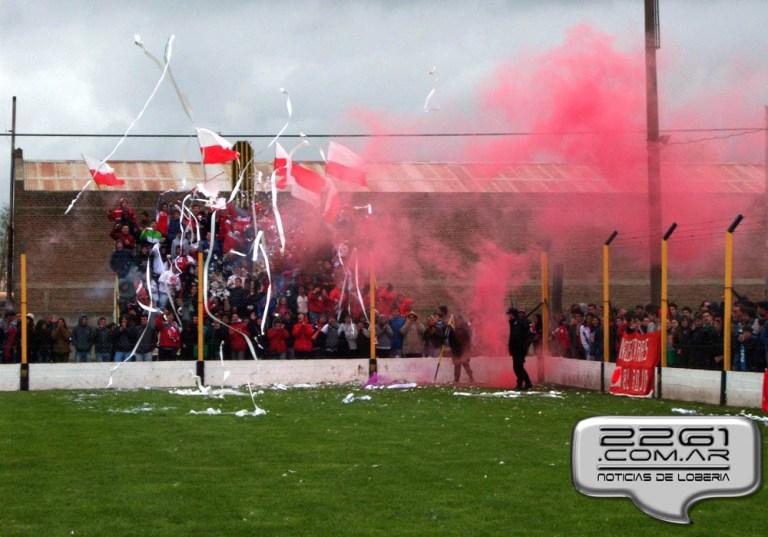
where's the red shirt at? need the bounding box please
[377,288,396,316]
[155,316,181,349]
[308,292,327,313]
[267,327,289,354]
[555,326,571,351]
[228,321,251,352]
[292,322,314,352]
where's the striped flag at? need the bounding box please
[83,155,124,186]
[196,128,238,164]
[326,141,366,186]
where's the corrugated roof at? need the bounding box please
[21,160,767,194]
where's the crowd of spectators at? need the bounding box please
[4,197,472,363]
[550,299,768,372]
[3,198,766,371]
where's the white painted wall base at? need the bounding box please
[0,355,763,410]
[658,367,722,406]
[0,364,19,391]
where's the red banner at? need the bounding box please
[762,371,768,412]
[609,331,661,397]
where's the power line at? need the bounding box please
[0,126,765,139]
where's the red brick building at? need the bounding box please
[10,149,768,323]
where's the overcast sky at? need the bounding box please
[1,0,767,205]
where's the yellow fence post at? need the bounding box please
[541,251,549,356]
[603,231,618,364]
[660,223,677,368]
[724,215,744,374]
[20,241,29,391]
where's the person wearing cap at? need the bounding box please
[507,306,533,390]
[401,312,425,357]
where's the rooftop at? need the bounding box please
[20,160,766,195]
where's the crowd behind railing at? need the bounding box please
[2,198,765,372]
[550,300,768,372]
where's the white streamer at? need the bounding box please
[266,88,292,148]
[424,66,440,112]
[68,35,175,215]
[353,249,368,323]
[203,211,259,360]
[135,33,195,123]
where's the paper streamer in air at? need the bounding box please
[203,210,259,360]
[135,33,194,124]
[265,88,292,148]
[423,66,440,112]
[353,249,368,323]
[67,35,175,215]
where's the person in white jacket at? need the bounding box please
[338,313,358,358]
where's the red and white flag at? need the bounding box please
[83,155,124,186]
[325,141,367,186]
[274,142,289,189]
[292,163,326,193]
[290,180,322,208]
[323,179,341,223]
[196,128,239,164]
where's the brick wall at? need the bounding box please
[13,168,767,324]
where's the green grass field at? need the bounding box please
[0,385,766,536]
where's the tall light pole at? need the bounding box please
[7,97,16,305]
[645,0,662,305]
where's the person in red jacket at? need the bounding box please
[377,284,396,315]
[110,223,137,251]
[267,318,290,359]
[292,313,315,358]
[228,312,251,360]
[307,286,328,325]
[155,307,181,361]
[397,293,414,317]
[553,316,571,357]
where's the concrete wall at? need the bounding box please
[0,356,763,410]
[0,364,19,391]
[659,367,723,406]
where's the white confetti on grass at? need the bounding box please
[169,387,250,398]
[189,407,267,417]
[453,390,564,399]
[671,408,699,415]
[342,393,372,404]
[364,382,418,390]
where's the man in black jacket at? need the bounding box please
[507,307,532,390]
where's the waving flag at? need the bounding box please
[196,128,238,164]
[323,179,341,223]
[274,143,288,189]
[292,163,326,193]
[291,180,322,208]
[83,155,124,186]
[326,141,366,186]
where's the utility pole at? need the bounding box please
[6,96,16,305]
[645,0,662,305]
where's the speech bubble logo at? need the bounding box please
[572,416,761,524]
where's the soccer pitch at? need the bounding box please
[0,385,765,536]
